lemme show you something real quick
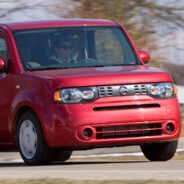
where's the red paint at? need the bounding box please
[0,58,5,69]
[138,50,150,63]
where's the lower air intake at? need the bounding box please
[96,123,162,139]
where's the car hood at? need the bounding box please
[29,65,173,87]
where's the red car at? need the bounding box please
[0,19,181,165]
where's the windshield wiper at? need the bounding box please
[29,67,66,71]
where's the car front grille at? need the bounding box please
[95,122,162,139]
[97,84,148,98]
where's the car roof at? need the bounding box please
[0,19,119,30]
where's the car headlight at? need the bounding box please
[148,82,177,98]
[54,87,98,104]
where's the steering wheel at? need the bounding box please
[81,58,98,63]
[67,57,80,64]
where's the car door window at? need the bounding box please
[95,29,124,64]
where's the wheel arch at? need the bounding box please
[10,89,59,148]
[14,107,53,165]
[13,104,50,148]
[10,90,53,147]
[14,105,36,134]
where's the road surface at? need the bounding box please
[0,138,183,181]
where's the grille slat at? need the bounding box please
[98,86,113,97]
[95,123,162,139]
[134,84,147,95]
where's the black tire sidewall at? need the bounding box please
[141,140,178,161]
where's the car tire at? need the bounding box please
[16,111,53,165]
[140,140,178,161]
[53,149,73,162]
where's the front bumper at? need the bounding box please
[43,95,181,149]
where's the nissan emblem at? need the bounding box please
[119,86,128,95]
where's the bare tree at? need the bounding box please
[0,0,59,20]
[0,0,37,18]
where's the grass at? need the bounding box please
[181,126,184,137]
[180,106,184,137]
[180,106,184,120]
[0,180,183,184]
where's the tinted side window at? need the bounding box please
[0,35,8,65]
[95,29,124,63]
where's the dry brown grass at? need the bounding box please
[0,179,183,184]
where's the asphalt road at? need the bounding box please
[0,138,184,181]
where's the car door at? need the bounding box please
[0,34,12,143]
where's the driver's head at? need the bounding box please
[54,39,72,62]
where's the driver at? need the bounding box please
[50,38,73,64]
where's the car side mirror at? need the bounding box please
[138,50,150,64]
[0,57,5,70]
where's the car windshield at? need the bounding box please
[13,26,141,71]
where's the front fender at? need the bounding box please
[10,90,53,146]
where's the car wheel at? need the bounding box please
[140,140,178,161]
[54,150,73,162]
[16,111,53,165]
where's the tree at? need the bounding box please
[0,0,57,21]
[52,0,184,67]
[0,0,39,19]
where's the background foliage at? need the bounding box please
[52,0,184,68]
